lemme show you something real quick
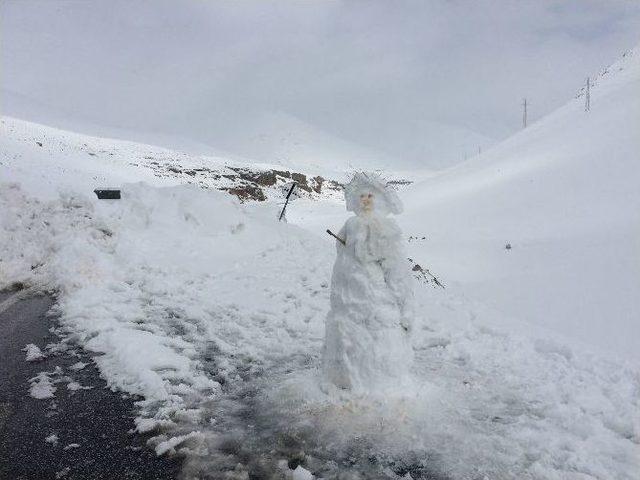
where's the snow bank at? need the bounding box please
[1,178,332,450]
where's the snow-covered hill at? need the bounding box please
[179,110,396,174]
[401,46,640,360]
[0,116,346,203]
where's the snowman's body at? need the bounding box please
[322,174,414,394]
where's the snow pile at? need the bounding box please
[69,361,88,371]
[290,465,314,480]
[0,183,113,291]
[66,381,92,392]
[23,343,45,362]
[29,371,56,399]
[154,431,204,457]
[1,179,332,452]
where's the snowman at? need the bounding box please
[322,172,414,395]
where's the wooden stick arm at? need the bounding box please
[326,229,346,245]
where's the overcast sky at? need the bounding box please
[2,0,639,169]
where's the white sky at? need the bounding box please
[2,0,639,169]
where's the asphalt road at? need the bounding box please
[0,290,183,480]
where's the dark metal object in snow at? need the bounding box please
[278,182,297,222]
[94,189,121,200]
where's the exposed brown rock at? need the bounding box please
[224,185,266,202]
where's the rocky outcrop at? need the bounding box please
[137,159,343,202]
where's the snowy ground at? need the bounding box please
[1,46,639,480]
[1,177,638,479]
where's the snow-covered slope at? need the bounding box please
[402,47,640,360]
[184,110,395,174]
[0,116,345,202]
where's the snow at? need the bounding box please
[134,417,174,434]
[66,381,92,391]
[69,361,88,371]
[23,343,45,362]
[55,467,70,479]
[29,372,56,399]
[0,178,332,450]
[400,46,640,362]
[1,43,639,480]
[291,465,314,480]
[153,431,204,456]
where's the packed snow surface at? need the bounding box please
[1,47,639,480]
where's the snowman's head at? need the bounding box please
[345,172,403,216]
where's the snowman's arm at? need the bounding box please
[333,224,347,251]
[326,228,346,246]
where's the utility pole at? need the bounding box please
[585,77,591,112]
[522,98,528,128]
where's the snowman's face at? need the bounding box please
[359,191,374,213]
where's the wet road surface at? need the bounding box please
[0,289,183,480]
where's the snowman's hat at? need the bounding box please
[344,172,403,215]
